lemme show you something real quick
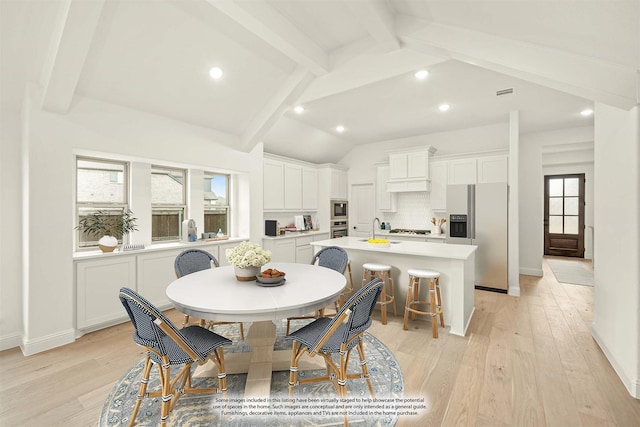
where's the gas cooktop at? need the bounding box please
[388,229,430,235]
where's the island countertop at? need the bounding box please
[312,236,477,336]
[311,237,477,260]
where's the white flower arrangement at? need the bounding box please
[226,241,271,268]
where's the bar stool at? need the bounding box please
[403,269,444,338]
[362,263,396,324]
[337,260,355,310]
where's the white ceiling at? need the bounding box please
[1,0,638,164]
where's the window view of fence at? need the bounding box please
[151,166,185,242]
[204,173,229,235]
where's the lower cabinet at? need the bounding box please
[76,257,136,329]
[75,241,244,331]
[263,238,296,263]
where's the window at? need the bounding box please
[76,157,129,248]
[151,166,186,242]
[204,172,230,235]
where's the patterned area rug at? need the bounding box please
[547,258,594,286]
[100,320,403,426]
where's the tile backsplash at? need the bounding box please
[379,192,446,231]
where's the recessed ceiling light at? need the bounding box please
[336,125,345,133]
[439,103,450,112]
[209,67,223,80]
[415,70,429,80]
[580,108,594,117]
[294,105,305,114]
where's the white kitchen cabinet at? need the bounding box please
[263,160,285,210]
[313,233,330,242]
[76,256,136,329]
[331,169,348,200]
[448,158,477,184]
[262,238,296,263]
[429,160,448,211]
[477,155,508,183]
[284,164,303,210]
[302,167,318,210]
[376,165,397,212]
[296,244,313,263]
[137,250,183,308]
[389,150,429,180]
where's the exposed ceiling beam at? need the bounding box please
[343,0,400,51]
[298,47,445,104]
[206,0,329,76]
[40,0,105,113]
[240,66,315,152]
[399,20,638,110]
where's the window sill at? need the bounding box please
[73,236,248,260]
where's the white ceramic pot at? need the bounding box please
[98,235,118,252]
[234,266,260,281]
[431,224,441,235]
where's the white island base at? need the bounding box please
[312,237,477,336]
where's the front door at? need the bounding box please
[351,183,375,238]
[544,174,585,257]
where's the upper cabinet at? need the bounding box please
[448,158,478,185]
[429,160,448,211]
[330,168,348,200]
[477,155,509,183]
[264,157,319,211]
[387,146,436,192]
[376,164,397,212]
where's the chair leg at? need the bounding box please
[403,276,414,330]
[128,354,153,427]
[238,322,245,340]
[377,272,388,325]
[388,273,397,317]
[356,339,375,398]
[159,359,172,427]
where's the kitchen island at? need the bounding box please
[312,237,477,336]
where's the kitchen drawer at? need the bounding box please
[296,236,314,247]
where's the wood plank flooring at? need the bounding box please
[1,257,639,426]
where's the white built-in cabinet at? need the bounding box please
[330,169,348,200]
[75,241,244,331]
[264,158,319,211]
[387,147,435,192]
[262,233,330,264]
[429,160,448,211]
[376,164,397,212]
[431,154,508,211]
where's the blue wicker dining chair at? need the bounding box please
[285,278,383,426]
[119,287,232,427]
[174,249,245,339]
[285,246,350,334]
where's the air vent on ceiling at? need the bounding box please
[496,88,514,96]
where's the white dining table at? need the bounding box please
[166,262,346,398]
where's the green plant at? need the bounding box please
[76,208,139,239]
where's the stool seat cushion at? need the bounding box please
[363,263,392,272]
[408,268,440,279]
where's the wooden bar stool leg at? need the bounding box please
[388,273,397,317]
[378,271,388,325]
[411,278,419,321]
[403,276,414,330]
[435,277,444,327]
[429,279,438,338]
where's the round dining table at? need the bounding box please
[165,262,346,398]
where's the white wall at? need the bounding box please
[519,126,594,276]
[592,103,640,398]
[0,110,24,350]
[8,85,263,354]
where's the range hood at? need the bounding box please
[386,146,435,192]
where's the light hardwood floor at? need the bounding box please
[1,258,639,426]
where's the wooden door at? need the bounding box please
[544,174,585,257]
[351,183,375,238]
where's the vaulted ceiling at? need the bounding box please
[1,0,638,164]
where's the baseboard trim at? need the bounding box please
[508,285,521,296]
[592,325,640,398]
[520,267,543,277]
[21,328,76,356]
[0,332,23,352]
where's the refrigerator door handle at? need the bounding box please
[468,184,476,240]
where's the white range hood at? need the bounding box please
[386,146,436,192]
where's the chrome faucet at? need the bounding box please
[372,217,381,240]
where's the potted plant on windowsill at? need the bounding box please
[226,241,271,281]
[76,208,139,252]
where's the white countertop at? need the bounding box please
[312,237,476,260]
[377,230,446,239]
[262,229,329,240]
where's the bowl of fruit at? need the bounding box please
[256,268,286,286]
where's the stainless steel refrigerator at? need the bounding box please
[446,183,508,293]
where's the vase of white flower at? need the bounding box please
[226,241,271,281]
